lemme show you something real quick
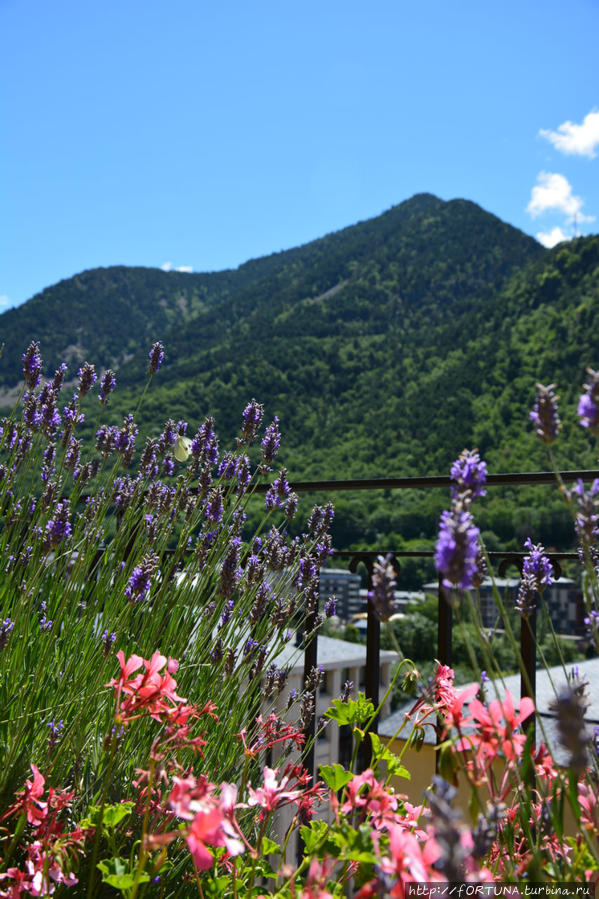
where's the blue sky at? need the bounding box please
[1,0,598,310]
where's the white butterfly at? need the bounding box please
[174,436,192,462]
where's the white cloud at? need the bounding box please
[540,110,599,158]
[0,295,10,308]
[536,226,571,248]
[160,262,193,273]
[526,172,595,223]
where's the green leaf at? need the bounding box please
[319,763,353,792]
[300,820,330,854]
[103,801,135,828]
[325,694,374,727]
[97,857,150,891]
[80,801,135,832]
[260,836,280,856]
[199,875,231,898]
[369,733,410,779]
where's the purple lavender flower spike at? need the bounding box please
[23,393,41,431]
[569,478,599,546]
[261,416,281,467]
[241,399,264,442]
[51,363,68,393]
[285,492,298,520]
[64,438,81,471]
[324,596,337,618]
[45,499,72,548]
[522,537,553,590]
[368,553,397,621]
[96,424,118,457]
[78,362,97,397]
[115,414,138,467]
[125,553,158,603]
[191,416,219,465]
[450,449,487,502]
[577,368,599,434]
[204,486,224,523]
[435,507,480,591]
[530,383,561,444]
[39,613,53,632]
[516,538,553,616]
[148,341,164,375]
[235,454,251,492]
[219,537,242,599]
[22,342,43,389]
[98,369,116,405]
[40,394,61,437]
[0,618,14,651]
[265,468,291,509]
[101,629,117,656]
[217,453,237,480]
[47,719,64,754]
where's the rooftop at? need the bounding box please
[274,634,399,673]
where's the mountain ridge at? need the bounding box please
[3,194,598,562]
[0,193,543,389]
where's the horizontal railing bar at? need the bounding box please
[331,550,580,560]
[253,469,599,493]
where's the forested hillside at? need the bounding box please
[2,193,598,576]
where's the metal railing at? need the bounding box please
[253,469,599,777]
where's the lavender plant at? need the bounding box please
[0,342,333,830]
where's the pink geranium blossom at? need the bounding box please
[108,650,185,723]
[341,769,398,827]
[149,773,244,872]
[247,766,303,813]
[459,690,535,762]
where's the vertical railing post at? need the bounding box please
[363,557,379,770]
[437,575,453,668]
[436,575,453,774]
[300,607,318,784]
[520,607,537,745]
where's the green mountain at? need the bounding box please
[2,193,599,570]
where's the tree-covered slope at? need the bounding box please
[0,266,241,389]
[0,193,542,390]
[5,193,599,563]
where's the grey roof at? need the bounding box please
[320,568,360,577]
[380,657,599,766]
[273,634,399,674]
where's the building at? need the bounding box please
[318,565,424,622]
[423,576,585,635]
[318,567,362,620]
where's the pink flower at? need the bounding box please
[579,780,599,834]
[458,690,535,762]
[151,774,245,872]
[340,769,398,827]
[356,821,441,897]
[300,857,336,898]
[247,766,303,813]
[441,682,479,732]
[108,650,188,723]
[0,765,47,828]
[237,712,304,759]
